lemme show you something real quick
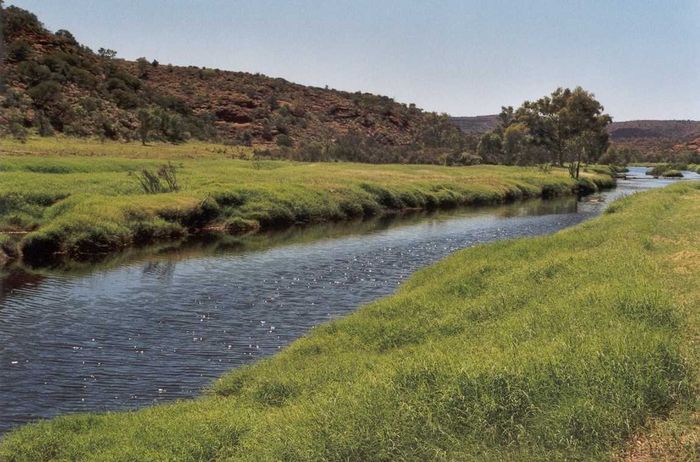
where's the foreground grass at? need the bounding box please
[1,182,699,461]
[0,137,612,264]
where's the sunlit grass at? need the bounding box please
[1,182,698,461]
[0,135,250,159]
[0,137,613,263]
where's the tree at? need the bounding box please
[7,39,31,62]
[137,109,152,145]
[136,57,149,79]
[55,29,78,46]
[97,48,117,60]
[502,123,528,165]
[27,80,61,105]
[496,106,515,133]
[477,132,503,163]
[514,87,611,166]
[565,130,599,179]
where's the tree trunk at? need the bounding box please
[575,148,584,179]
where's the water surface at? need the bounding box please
[0,168,681,434]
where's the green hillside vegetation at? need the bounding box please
[0,137,613,266]
[0,4,474,164]
[1,179,698,462]
[2,4,620,168]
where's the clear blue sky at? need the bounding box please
[8,0,700,120]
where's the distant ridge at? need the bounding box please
[606,120,700,141]
[449,115,499,134]
[449,116,700,154]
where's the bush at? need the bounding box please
[661,169,683,178]
[27,80,61,106]
[55,29,78,45]
[16,61,52,85]
[537,163,552,174]
[276,134,293,147]
[135,163,180,194]
[8,121,27,142]
[646,165,670,177]
[35,112,55,136]
[7,39,32,62]
[3,6,43,37]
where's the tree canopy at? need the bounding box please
[478,87,612,168]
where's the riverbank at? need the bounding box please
[0,138,614,266]
[1,181,698,460]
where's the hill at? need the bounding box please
[607,119,700,141]
[449,114,499,134]
[607,120,700,158]
[0,5,466,163]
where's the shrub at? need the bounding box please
[135,163,180,194]
[7,39,32,62]
[3,6,43,36]
[276,134,293,147]
[8,121,27,142]
[35,112,54,136]
[55,29,78,45]
[27,80,62,106]
[16,61,52,85]
[646,165,670,177]
[537,163,552,174]
[661,169,683,178]
[457,152,482,166]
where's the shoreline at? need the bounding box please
[2,181,697,461]
[0,155,615,268]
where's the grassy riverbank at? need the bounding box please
[0,138,613,265]
[2,182,699,461]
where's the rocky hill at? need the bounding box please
[606,120,700,157]
[607,120,700,141]
[0,5,465,162]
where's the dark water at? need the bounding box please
[0,168,683,434]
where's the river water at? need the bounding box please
[0,167,690,434]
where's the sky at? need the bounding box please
[7,0,700,121]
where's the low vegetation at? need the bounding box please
[661,169,683,178]
[0,137,613,265]
[1,179,698,461]
[645,163,689,178]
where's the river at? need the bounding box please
[0,167,691,434]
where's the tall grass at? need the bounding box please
[0,138,614,264]
[1,182,698,461]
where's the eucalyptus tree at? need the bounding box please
[485,87,612,168]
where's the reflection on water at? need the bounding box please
[0,171,680,434]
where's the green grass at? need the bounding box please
[1,181,699,461]
[0,137,613,264]
[644,163,691,178]
[661,169,684,178]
